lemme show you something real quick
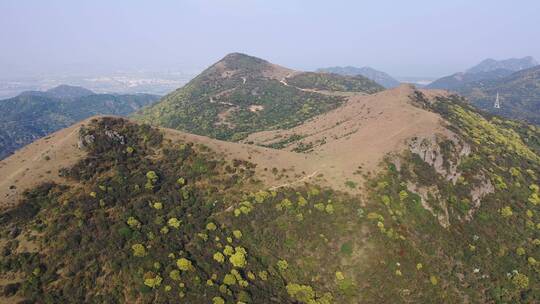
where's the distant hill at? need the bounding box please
[427,69,515,91]
[427,56,538,90]
[457,65,540,124]
[467,56,538,74]
[135,53,383,141]
[426,57,540,124]
[317,66,400,88]
[0,86,159,159]
[19,85,96,100]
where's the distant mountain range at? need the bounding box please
[466,56,538,74]
[316,66,400,88]
[0,85,159,159]
[457,65,540,124]
[427,56,538,90]
[427,56,540,124]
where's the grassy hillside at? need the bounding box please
[286,72,383,93]
[1,91,539,303]
[134,53,383,141]
[0,88,159,159]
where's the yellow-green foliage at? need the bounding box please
[206,222,217,231]
[152,201,163,210]
[229,247,247,268]
[258,271,268,281]
[176,258,193,271]
[169,270,181,281]
[233,230,243,239]
[223,274,236,285]
[127,216,141,229]
[512,273,529,290]
[286,283,315,303]
[297,195,308,207]
[212,296,225,304]
[143,272,162,288]
[145,171,159,190]
[277,259,288,271]
[146,171,158,182]
[234,201,254,216]
[213,252,225,263]
[451,105,540,163]
[223,245,234,256]
[529,184,540,205]
[314,203,325,211]
[276,198,292,211]
[131,243,147,257]
[254,190,270,203]
[500,206,513,217]
[325,204,334,214]
[286,283,333,304]
[167,217,181,228]
[399,190,408,201]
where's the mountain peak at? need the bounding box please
[216,52,271,70]
[196,52,293,82]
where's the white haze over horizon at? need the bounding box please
[1,0,540,80]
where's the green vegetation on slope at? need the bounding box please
[287,72,384,93]
[134,53,382,141]
[0,117,379,303]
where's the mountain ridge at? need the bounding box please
[457,65,540,124]
[466,56,538,74]
[316,66,400,88]
[427,56,538,90]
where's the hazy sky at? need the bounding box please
[1,0,540,78]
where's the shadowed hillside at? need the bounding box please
[0,86,160,159]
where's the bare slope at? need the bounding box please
[0,120,86,210]
[245,85,453,189]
